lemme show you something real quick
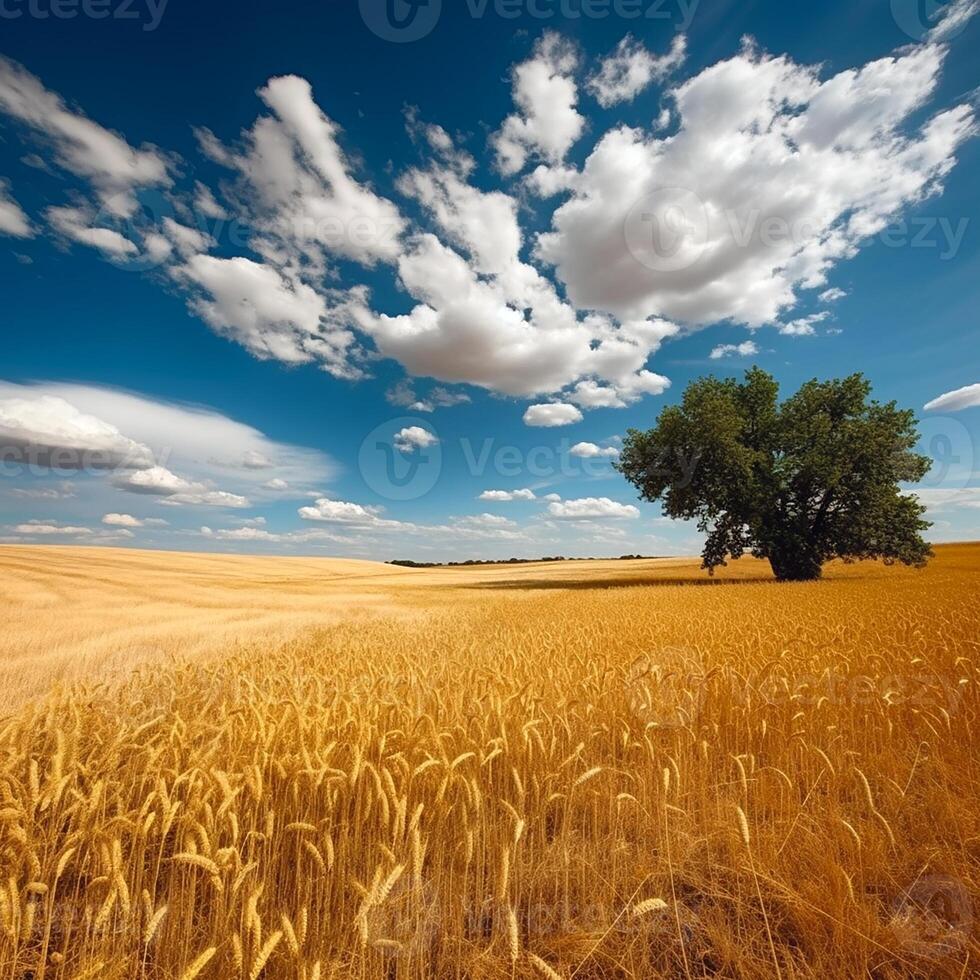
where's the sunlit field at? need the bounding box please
[0,543,977,978]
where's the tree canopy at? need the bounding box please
[617,369,933,581]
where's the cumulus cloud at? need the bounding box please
[393,426,438,452]
[778,312,829,336]
[819,287,847,303]
[174,255,362,377]
[0,388,153,470]
[0,179,33,237]
[924,383,980,412]
[523,403,583,427]
[0,56,171,216]
[478,489,537,501]
[102,513,143,527]
[536,39,976,328]
[588,34,686,107]
[114,465,249,508]
[710,340,759,359]
[569,442,619,458]
[203,74,405,268]
[3,17,976,416]
[492,33,584,176]
[547,497,640,519]
[298,498,400,527]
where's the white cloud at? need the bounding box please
[198,73,405,270]
[46,204,138,258]
[0,381,333,508]
[914,487,980,511]
[525,164,579,197]
[114,465,249,508]
[928,0,980,42]
[478,489,537,501]
[492,33,584,176]
[547,497,640,519]
[454,513,517,529]
[298,498,399,527]
[0,179,33,237]
[13,521,92,536]
[523,403,583,427]
[819,287,847,303]
[393,426,439,452]
[588,34,686,107]
[542,493,562,503]
[193,181,228,220]
[161,216,214,256]
[174,255,361,377]
[7,482,75,501]
[924,383,980,412]
[242,450,274,469]
[778,312,829,336]
[3,23,976,420]
[357,230,677,401]
[710,340,759,359]
[102,513,143,527]
[537,40,976,328]
[264,478,289,491]
[0,56,171,216]
[569,442,619,458]
[0,389,153,469]
[201,525,280,542]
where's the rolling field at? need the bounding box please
[0,544,978,978]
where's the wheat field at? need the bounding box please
[0,543,977,978]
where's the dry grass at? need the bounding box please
[0,543,978,977]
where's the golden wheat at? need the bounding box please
[0,543,977,977]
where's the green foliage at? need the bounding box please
[617,368,933,580]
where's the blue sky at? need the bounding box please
[1,0,978,560]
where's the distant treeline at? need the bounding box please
[388,555,656,568]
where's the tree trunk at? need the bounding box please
[768,547,823,582]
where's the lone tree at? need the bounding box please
[617,369,933,581]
